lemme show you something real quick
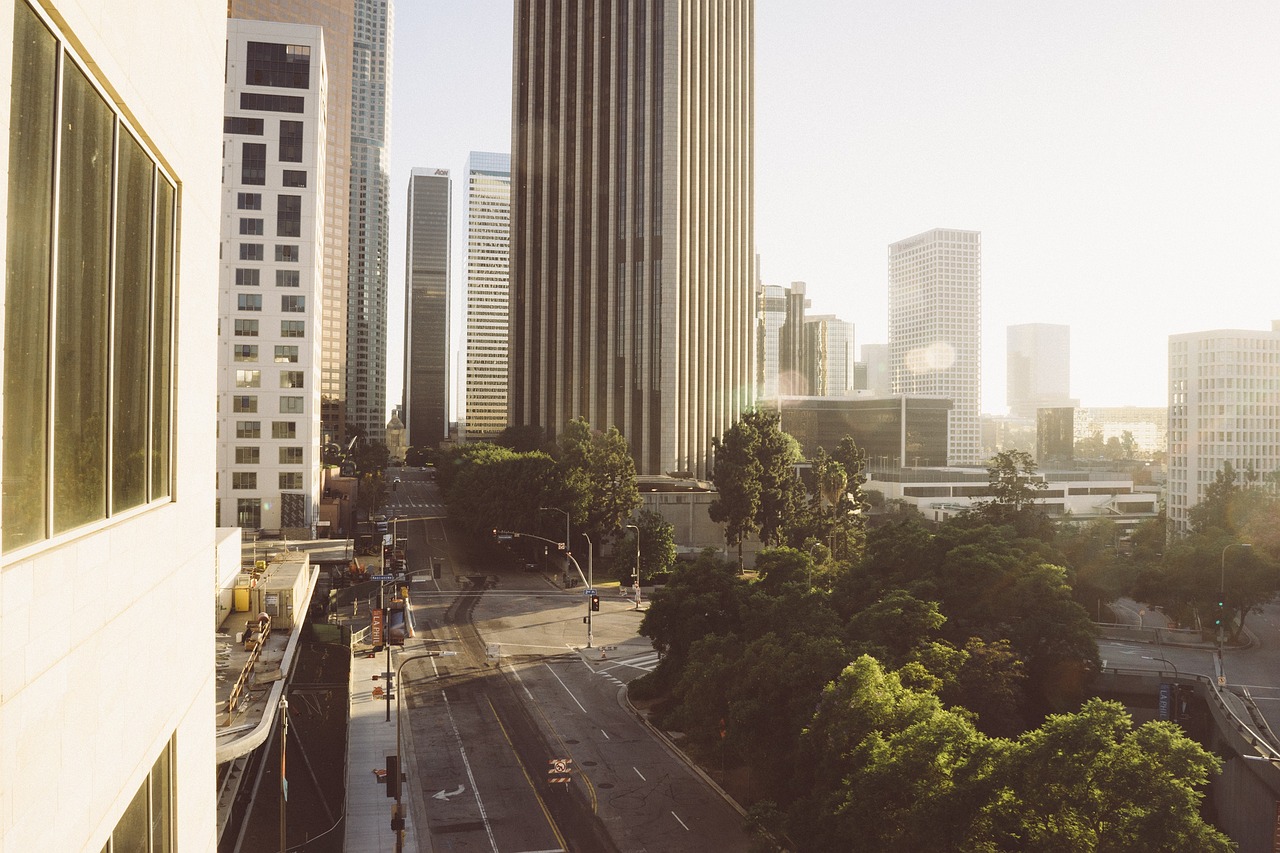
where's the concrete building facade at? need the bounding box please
[461,151,512,442]
[0,0,225,847]
[870,467,1158,534]
[227,0,353,444]
[510,0,756,478]
[218,19,326,535]
[1168,325,1280,535]
[403,167,451,450]
[888,228,983,465]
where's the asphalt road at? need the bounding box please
[386,470,749,852]
[1105,596,1280,740]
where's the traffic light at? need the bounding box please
[590,594,600,612]
[1216,596,1225,626]
[385,755,401,799]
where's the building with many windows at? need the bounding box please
[403,167,451,450]
[227,0,353,444]
[756,280,809,399]
[510,0,755,478]
[461,151,512,442]
[888,227,983,465]
[766,396,952,469]
[1,0,224,847]
[345,0,393,445]
[1168,324,1280,535]
[218,19,326,534]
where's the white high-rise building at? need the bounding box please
[461,151,511,442]
[1007,323,1074,417]
[888,228,983,465]
[1,0,224,847]
[218,20,326,533]
[1168,324,1280,535]
[227,0,355,445]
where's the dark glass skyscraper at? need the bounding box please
[403,168,451,450]
[509,0,755,477]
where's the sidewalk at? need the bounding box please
[345,647,420,852]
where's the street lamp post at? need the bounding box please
[1220,542,1253,648]
[539,506,570,583]
[394,651,450,853]
[625,523,640,609]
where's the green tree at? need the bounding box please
[709,416,763,567]
[970,449,1053,540]
[616,510,676,581]
[976,699,1230,852]
[639,551,749,674]
[555,418,641,550]
[845,590,945,667]
[445,445,559,538]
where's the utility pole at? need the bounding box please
[626,523,641,609]
[279,697,288,851]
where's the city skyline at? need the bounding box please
[386,1,1280,419]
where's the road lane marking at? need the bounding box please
[485,695,569,852]
[600,729,610,740]
[544,663,589,713]
[672,811,690,831]
[441,691,499,853]
[634,767,646,781]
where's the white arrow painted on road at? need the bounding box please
[433,784,465,801]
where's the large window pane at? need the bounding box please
[113,774,150,853]
[52,59,113,533]
[150,178,174,499]
[3,1,56,551]
[150,742,172,852]
[111,130,153,512]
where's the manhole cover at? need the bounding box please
[564,739,580,745]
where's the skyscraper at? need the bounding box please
[1167,324,1280,535]
[510,0,755,478]
[403,168,451,450]
[461,151,512,442]
[218,19,327,533]
[227,0,353,444]
[888,227,982,465]
[756,280,808,399]
[860,343,890,395]
[346,0,393,445]
[1007,322,1073,417]
[805,314,855,396]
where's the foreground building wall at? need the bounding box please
[0,0,223,849]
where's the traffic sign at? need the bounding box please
[371,574,393,581]
[583,588,597,596]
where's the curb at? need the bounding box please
[617,685,748,820]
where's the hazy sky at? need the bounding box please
[386,1,1280,417]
